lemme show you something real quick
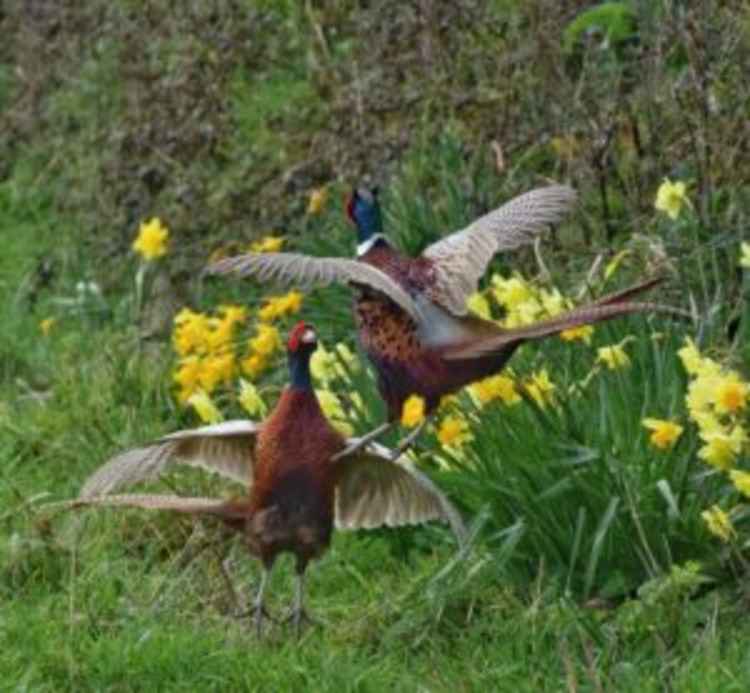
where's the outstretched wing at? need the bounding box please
[208,253,423,324]
[421,185,577,315]
[80,421,258,498]
[334,442,466,545]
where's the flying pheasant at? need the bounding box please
[65,322,465,636]
[208,185,671,444]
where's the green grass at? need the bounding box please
[3,1,750,690]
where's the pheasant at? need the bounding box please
[65,321,465,636]
[208,185,673,447]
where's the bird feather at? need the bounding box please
[421,185,577,315]
[208,253,424,324]
[80,420,258,498]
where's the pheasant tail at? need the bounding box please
[444,279,675,360]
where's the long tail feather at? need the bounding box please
[46,494,249,518]
[444,278,684,360]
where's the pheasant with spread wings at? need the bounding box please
[68,322,465,636]
[209,185,671,446]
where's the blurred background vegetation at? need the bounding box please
[2,1,750,690]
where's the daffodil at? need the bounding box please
[307,187,328,215]
[714,373,748,415]
[241,353,268,379]
[133,217,169,260]
[524,369,556,407]
[467,292,492,319]
[401,394,426,428]
[469,374,520,406]
[174,356,203,402]
[437,415,473,448]
[698,426,746,470]
[238,379,267,417]
[317,389,353,435]
[173,308,212,356]
[677,338,721,378]
[39,318,56,336]
[740,242,750,269]
[187,389,223,424]
[198,353,235,392]
[642,418,683,450]
[559,324,594,344]
[596,339,632,370]
[654,178,689,220]
[250,236,285,253]
[258,291,304,322]
[701,505,735,542]
[729,469,750,498]
[250,324,282,357]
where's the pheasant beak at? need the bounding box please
[301,327,317,345]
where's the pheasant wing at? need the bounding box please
[334,442,466,544]
[208,253,423,323]
[80,420,258,498]
[421,185,577,315]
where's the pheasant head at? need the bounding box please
[346,187,384,255]
[286,320,318,389]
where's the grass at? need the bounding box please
[3,1,750,690]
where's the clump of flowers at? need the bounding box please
[172,305,247,402]
[676,337,750,543]
[307,187,328,215]
[133,218,169,261]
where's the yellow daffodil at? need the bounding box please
[559,324,594,344]
[316,389,353,435]
[467,292,492,319]
[677,338,721,378]
[218,304,248,325]
[469,374,521,406]
[258,291,304,322]
[596,339,632,370]
[740,242,750,269]
[238,379,267,417]
[701,505,735,542]
[698,426,746,471]
[642,418,683,450]
[174,355,203,402]
[539,288,567,317]
[250,236,285,253]
[524,369,556,407]
[187,389,223,424]
[173,309,211,357]
[729,469,750,498]
[250,324,281,358]
[307,187,328,215]
[714,374,748,415]
[198,353,235,392]
[401,394,426,428]
[133,217,169,260]
[39,318,56,336]
[437,415,473,448]
[241,353,268,379]
[654,178,689,220]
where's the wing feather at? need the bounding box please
[207,253,423,323]
[422,185,577,315]
[334,442,466,544]
[80,421,258,498]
